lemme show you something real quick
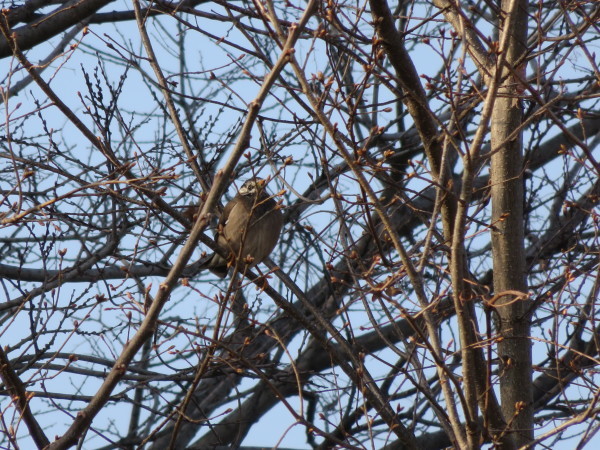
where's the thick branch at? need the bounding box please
[0,347,50,449]
[0,0,113,58]
[490,0,533,446]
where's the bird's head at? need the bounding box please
[238,178,267,197]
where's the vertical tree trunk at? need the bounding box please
[490,0,533,446]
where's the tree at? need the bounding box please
[1,0,599,448]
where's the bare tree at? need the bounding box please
[1,0,599,448]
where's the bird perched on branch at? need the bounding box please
[202,178,283,278]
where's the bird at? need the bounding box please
[202,178,283,278]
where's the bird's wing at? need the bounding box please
[218,196,239,228]
[220,198,251,242]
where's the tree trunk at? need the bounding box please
[490,0,533,446]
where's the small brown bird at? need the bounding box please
[203,178,283,278]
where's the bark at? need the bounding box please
[490,0,533,446]
[0,0,113,57]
